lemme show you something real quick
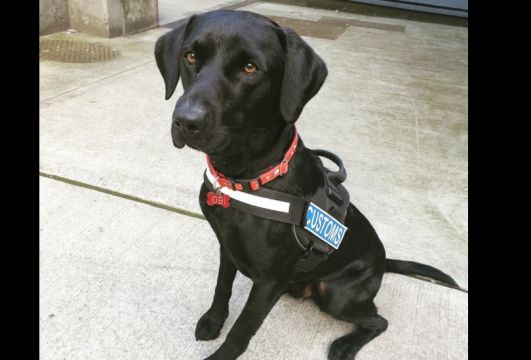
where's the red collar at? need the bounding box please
[206,128,299,192]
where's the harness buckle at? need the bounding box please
[279,158,289,176]
[301,241,314,259]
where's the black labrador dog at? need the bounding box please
[155,10,459,360]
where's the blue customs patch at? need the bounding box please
[304,202,348,249]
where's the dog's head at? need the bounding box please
[155,10,327,155]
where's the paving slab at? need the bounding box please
[39,31,161,101]
[157,0,247,26]
[40,177,467,360]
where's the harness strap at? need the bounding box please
[204,168,336,263]
[204,170,307,225]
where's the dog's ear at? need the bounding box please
[154,17,193,100]
[279,27,328,123]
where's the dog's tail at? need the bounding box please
[385,259,461,289]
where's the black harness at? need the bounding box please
[203,149,350,273]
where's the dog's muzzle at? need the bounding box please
[171,103,208,148]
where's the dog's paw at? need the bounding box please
[203,353,222,360]
[195,309,228,341]
[328,335,361,360]
[203,343,242,360]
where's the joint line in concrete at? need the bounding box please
[39,171,206,220]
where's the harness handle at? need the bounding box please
[312,149,347,185]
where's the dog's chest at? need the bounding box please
[200,190,298,279]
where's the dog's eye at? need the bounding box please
[184,52,197,65]
[243,62,257,75]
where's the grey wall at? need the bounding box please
[40,0,69,35]
[40,0,158,37]
[121,0,159,35]
[68,0,111,37]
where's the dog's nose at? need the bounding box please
[173,105,207,135]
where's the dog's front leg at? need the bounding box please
[204,280,287,360]
[196,246,237,340]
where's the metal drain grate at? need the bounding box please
[39,39,120,63]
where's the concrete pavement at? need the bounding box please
[40,176,467,360]
[40,1,468,359]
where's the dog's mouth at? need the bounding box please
[171,127,207,151]
[170,122,186,149]
[171,126,247,155]
[171,118,217,151]
[172,137,186,149]
[172,134,203,151]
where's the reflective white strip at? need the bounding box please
[205,168,291,213]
